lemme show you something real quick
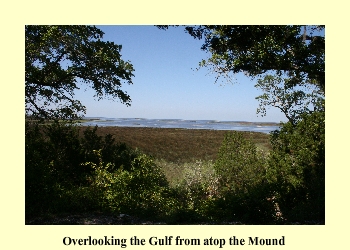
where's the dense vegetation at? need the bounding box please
[25,25,134,120]
[26,112,324,224]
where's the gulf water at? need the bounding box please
[80,117,280,134]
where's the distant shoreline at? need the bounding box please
[81,117,281,127]
[78,118,281,134]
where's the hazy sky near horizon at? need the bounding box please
[74,25,289,123]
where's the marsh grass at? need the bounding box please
[87,127,272,164]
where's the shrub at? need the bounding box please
[168,160,219,222]
[81,125,140,172]
[267,111,325,222]
[25,121,172,220]
[83,150,171,219]
[214,131,267,194]
[212,131,275,223]
[43,121,86,184]
[25,123,56,215]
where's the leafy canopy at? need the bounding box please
[25,25,135,120]
[180,25,325,93]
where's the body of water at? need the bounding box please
[80,117,280,134]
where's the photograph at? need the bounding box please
[25,25,325,226]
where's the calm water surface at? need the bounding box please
[80,117,281,134]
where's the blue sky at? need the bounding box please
[75,25,288,122]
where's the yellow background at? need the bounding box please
[1,0,347,249]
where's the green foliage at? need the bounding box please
[179,25,325,93]
[214,132,267,194]
[25,25,134,120]
[25,122,175,221]
[267,111,325,221]
[168,160,219,222]
[44,122,86,184]
[84,151,170,218]
[26,123,135,212]
[80,125,139,172]
[212,131,276,223]
[25,123,56,214]
[208,114,325,223]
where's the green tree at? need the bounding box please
[214,131,267,194]
[267,111,325,221]
[213,132,275,223]
[177,25,325,93]
[25,25,135,120]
